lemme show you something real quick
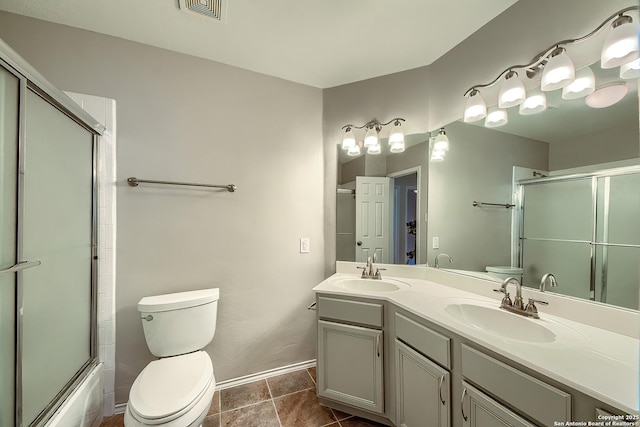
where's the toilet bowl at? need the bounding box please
[124,289,219,427]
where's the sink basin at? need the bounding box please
[445,302,556,343]
[337,278,410,292]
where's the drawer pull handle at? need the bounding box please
[376,334,380,357]
[439,376,446,404]
[461,387,468,421]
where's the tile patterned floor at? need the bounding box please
[100,367,386,427]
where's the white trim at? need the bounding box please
[113,359,318,414]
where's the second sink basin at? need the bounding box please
[337,278,410,292]
[445,302,557,343]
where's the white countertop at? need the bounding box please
[313,271,639,414]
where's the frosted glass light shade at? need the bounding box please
[390,141,405,153]
[562,66,595,100]
[463,90,487,122]
[620,58,640,79]
[347,144,361,156]
[601,16,639,69]
[485,107,508,127]
[585,84,628,108]
[367,143,382,155]
[541,49,575,91]
[388,124,404,145]
[519,90,547,115]
[498,72,526,108]
[430,149,445,162]
[433,130,449,152]
[363,127,378,147]
[341,128,356,149]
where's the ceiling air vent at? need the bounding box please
[178,0,226,21]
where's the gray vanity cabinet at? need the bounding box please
[461,381,535,427]
[394,311,451,427]
[396,340,450,427]
[316,296,385,415]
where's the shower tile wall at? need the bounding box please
[66,92,117,416]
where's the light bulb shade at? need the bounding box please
[390,141,405,153]
[463,90,487,122]
[485,107,508,127]
[388,123,405,145]
[562,66,595,100]
[498,72,526,108]
[363,127,378,147]
[585,84,628,108]
[519,90,547,115]
[430,149,446,162]
[541,48,576,91]
[341,128,356,149]
[347,144,361,156]
[433,131,450,152]
[620,57,640,79]
[367,143,382,155]
[601,16,639,69]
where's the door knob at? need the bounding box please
[356,241,363,246]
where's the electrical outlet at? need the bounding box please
[432,237,440,249]
[300,237,310,253]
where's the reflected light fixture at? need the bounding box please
[562,66,595,100]
[463,89,487,122]
[430,149,446,162]
[339,118,406,156]
[601,14,639,69]
[498,71,526,108]
[585,84,628,108]
[519,89,547,115]
[485,107,508,128]
[620,57,640,79]
[541,47,575,91]
[433,128,450,152]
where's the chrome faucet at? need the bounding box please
[357,254,385,279]
[539,273,558,292]
[434,253,453,269]
[494,276,549,319]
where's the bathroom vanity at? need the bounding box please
[313,265,639,427]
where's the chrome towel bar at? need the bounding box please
[472,201,515,209]
[127,177,236,192]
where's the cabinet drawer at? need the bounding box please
[318,296,383,328]
[395,313,450,369]
[461,344,571,426]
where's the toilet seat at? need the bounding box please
[128,351,213,424]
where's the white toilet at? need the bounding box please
[486,266,524,282]
[124,288,219,427]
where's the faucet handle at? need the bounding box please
[494,289,512,307]
[525,298,547,318]
[374,268,386,279]
[357,266,367,278]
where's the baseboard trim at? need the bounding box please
[113,359,317,414]
[216,359,317,390]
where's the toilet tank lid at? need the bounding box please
[486,266,523,274]
[138,288,219,313]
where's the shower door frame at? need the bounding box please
[1,39,105,427]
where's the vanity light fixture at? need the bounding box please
[340,118,406,156]
[519,89,547,115]
[562,66,595,100]
[462,6,638,126]
[585,83,628,108]
[485,107,508,128]
[433,128,450,152]
[620,57,640,79]
[601,14,639,69]
[498,71,526,108]
[463,89,487,122]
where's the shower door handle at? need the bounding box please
[0,260,41,276]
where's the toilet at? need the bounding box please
[124,288,219,427]
[485,266,524,282]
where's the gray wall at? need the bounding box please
[0,12,324,404]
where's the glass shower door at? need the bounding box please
[20,89,95,425]
[0,62,20,427]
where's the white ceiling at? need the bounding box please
[0,0,518,88]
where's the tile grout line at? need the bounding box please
[265,378,283,427]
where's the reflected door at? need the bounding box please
[355,176,392,263]
[0,62,20,427]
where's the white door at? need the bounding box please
[355,176,392,263]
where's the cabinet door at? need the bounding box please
[461,382,535,427]
[396,340,450,427]
[317,320,384,414]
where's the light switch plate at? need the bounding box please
[300,237,310,253]
[432,237,439,249]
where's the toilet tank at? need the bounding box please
[137,288,219,357]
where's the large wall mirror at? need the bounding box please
[426,6,639,311]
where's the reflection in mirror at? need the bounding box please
[336,136,428,265]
